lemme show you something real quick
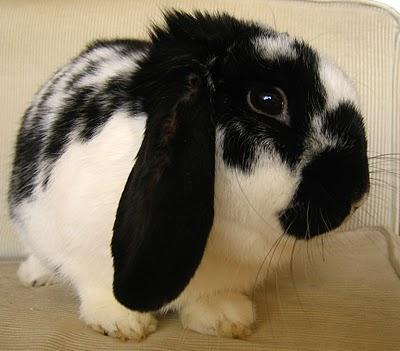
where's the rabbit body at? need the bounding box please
[9,12,369,340]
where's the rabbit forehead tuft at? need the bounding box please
[252,33,297,60]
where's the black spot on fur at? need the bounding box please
[8,106,44,209]
[112,70,215,311]
[9,39,150,204]
[280,103,369,238]
[217,38,325,171]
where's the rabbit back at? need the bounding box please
[9,39,150,213]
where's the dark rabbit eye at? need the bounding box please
[247,87,289,124]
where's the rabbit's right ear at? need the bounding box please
[112,72,215,312]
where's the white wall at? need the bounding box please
[373,0,400,12]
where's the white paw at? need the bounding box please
[180,292,255,339]
[17,255,55,287]
[80,293,157,341]
[215,318,253,339]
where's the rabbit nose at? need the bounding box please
[279,147,370,239]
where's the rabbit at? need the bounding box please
[8,11,370,341]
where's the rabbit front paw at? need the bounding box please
[180,291,255,339]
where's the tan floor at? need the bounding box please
[1,228,399,351]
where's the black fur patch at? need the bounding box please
[8,106,44,209]
[217,38,326,171]
[280,103,369,238]
[44,39,151,158]
[9,39,150,204]
[112,71,215,311]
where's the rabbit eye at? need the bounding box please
[247,87,288,124]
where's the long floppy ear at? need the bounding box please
[112,71,215,312]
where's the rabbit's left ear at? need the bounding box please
[112,73,215,312]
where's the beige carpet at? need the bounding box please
[1,228,399,350]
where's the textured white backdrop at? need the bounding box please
[374,0,400,11]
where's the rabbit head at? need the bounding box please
[112,11,369,312]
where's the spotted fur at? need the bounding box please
[8,11,369,340]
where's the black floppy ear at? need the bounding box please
[111,72,215,312]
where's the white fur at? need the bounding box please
[298,114,341,170]
[26,46,141,133]
[318,54,360,109]
[13,36,362,341]
[298,55,361,170]
[295,56,361,171]
[14,110,299,339]
[180,292,254,338]
[17,254,55,287]
[40,48,120,114]
[14,112,158,340]
[76,54,143,88]
[310,115,339,148]
[164,130,298,313]
[254,34,297,60]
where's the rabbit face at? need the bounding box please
[211,31,370,239]
[110,13,370,311]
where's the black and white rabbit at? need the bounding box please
[8,11,369,340]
